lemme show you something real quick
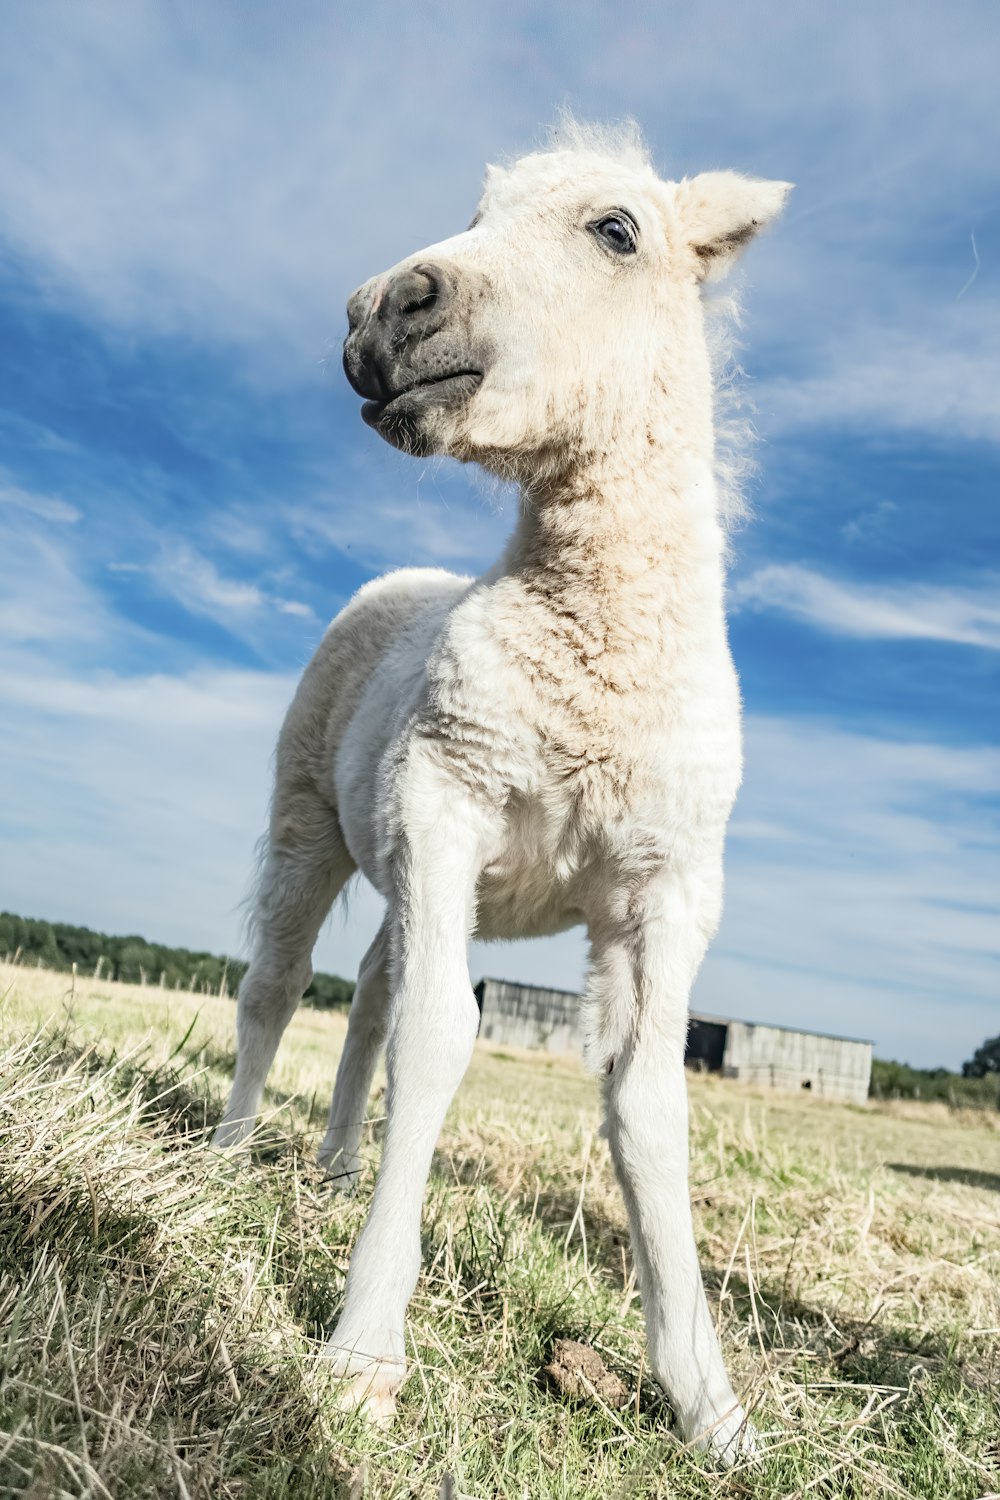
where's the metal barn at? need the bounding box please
[474,978,873,1104]
[686,1012,872,1103]
[474,977,581,1057]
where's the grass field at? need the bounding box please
[1,960,998,1499]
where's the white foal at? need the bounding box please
[213,121,790,1464]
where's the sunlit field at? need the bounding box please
[1,960,997,1498]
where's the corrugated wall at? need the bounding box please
[722,1020,872,1103]
[475,978,581,1056]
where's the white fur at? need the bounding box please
[214,126,790,1464]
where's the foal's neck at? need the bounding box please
[503,436,728,636]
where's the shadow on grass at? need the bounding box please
[1,1234,358,1499]
[888,1162,1000,1194]
[43,1032,339,1164]
[0,1085,362,1496]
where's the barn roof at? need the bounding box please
[689,1009,873,1047]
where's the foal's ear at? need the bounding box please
[674,172,792,282]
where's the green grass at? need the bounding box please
[1,961,998,1498]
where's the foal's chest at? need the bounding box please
[427,568,741,927]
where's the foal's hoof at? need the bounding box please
[322,1336,406,1427]
[210,1120,252,1157]
[694,1405,759,1468]
[316,1142,362,1194]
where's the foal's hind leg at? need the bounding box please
[213,809,354,1151]
[317,919,391,1190]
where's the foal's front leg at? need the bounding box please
[323,763,490,1421]
[595,874,756,1465]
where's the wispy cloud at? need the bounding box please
[839,500,897,547]
[0,655,296,953]
[288,454,516,575]
[276,599,314,619]
[758,333,1000,445]
[0,512,112,647]
[730,564,1000,649]
[0,474,81,525]
[110,544,315,631]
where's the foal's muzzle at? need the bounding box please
[343,264,452,402]
[342,261,483,453]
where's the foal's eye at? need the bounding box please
[591,212,637,256]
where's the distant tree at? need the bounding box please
[0,913,61,968]
[962,1035,1000,1078]
[51,919,104,970]
[305,972,355,1009]
[869,1056,999,1110]
[1,908,351,1010]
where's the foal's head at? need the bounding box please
[343,126,789,481]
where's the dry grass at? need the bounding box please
[1,959,998,1498]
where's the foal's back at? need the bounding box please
[276,566,468,837]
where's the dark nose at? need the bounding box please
[346,263,450,340]
[380,264,449,338]
[344,263,451,401]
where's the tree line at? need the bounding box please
[0,910,355,1010]
[869,1056,998,1110]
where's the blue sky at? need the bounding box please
[0,1,996,1068]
